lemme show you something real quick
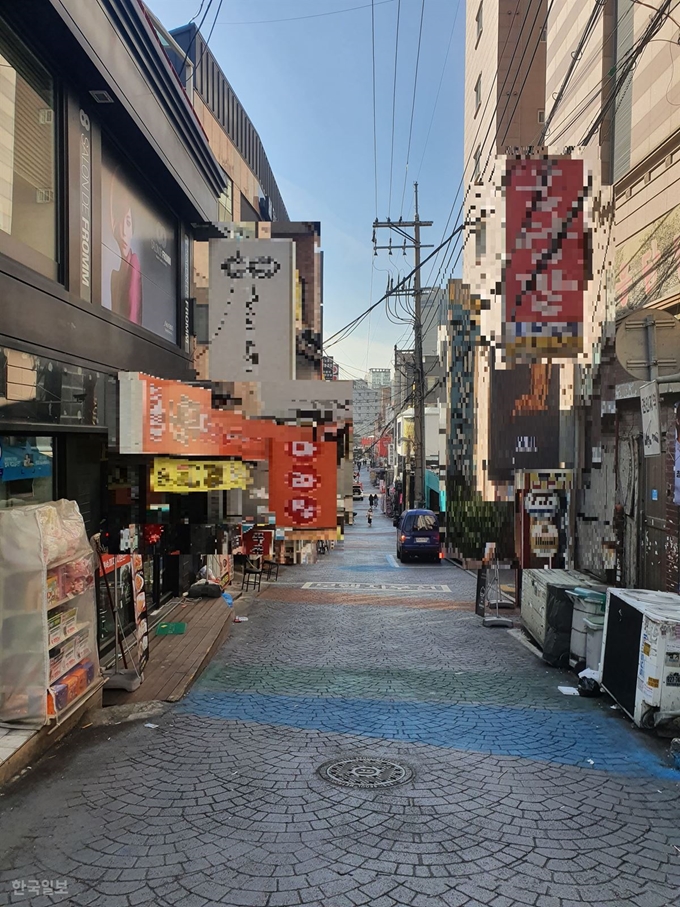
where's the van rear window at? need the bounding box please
[414,514,437,531]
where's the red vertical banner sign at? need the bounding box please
[269,440,337,529]
[503,157,589,358]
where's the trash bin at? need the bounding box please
[566,587,607,663]
[584,614,605,674]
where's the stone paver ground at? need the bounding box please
[1,501,679,906]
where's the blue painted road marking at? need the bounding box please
[180,689,678,780]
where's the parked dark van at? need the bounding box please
[396,509,440,562]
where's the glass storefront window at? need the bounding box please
[0,435,53,509]
[0,18,57,268]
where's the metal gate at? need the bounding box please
[640,442,666,590]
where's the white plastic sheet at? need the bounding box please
[0,501,94,726]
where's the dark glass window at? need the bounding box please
[0,435,53,509]
[0,17,57,269]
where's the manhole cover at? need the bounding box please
[317,758,414,789]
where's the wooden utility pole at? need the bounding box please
[373,184,432,508]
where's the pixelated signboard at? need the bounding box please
[151,458,249,492]
[503,157,589,357]
[142,376,221,455]
[488,362,560,481]
[269,440,337,529]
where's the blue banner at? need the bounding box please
[0,443,52,482]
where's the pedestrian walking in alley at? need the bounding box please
[367,508,373,526]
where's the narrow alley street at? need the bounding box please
[1,503,680,907]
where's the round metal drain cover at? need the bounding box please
[318,758,414,789]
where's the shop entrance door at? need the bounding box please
[640,447,666,591]
[57,433,105,538]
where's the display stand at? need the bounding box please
[479,544,514,629]
[94,539,148,692]
[0,500,103,728]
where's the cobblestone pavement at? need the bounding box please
[1,502,680,906]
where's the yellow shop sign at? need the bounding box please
[151,458,249,492]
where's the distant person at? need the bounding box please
[197,559,218,583]
[367,508,373,527]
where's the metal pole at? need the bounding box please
[644,314,658,381]
[413,182,426,508]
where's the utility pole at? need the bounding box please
[373,183,432,508]
[412,183,426,508]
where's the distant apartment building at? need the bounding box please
[368,368,391,389]
[352,379,380,440]
[393,349,415,413]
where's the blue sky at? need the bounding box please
[146,0,465,377]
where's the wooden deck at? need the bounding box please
[103,595,236,706]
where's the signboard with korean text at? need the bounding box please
[323,357,339,380]
[243,528,274,559]
[151,458,250,493]
[503,157,590,357]
[269,440,337,529]
[208,239,296,383]
[640,381,661,457]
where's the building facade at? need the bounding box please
[455,0,680,584]
[0,0,224,526]
[352,379,380,441]
[0,1,226,654]
[369,368,391,390]
[463,0,549,505]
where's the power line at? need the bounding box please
[398,0,426,217]
[421,0,539,292]
[177,0,215,78]
[579,0,673,147]
[495,0,554,151]
[215,0,396,26]
[537,0,604,146]
[387,0,402,216]
[449,0,555,286]
[193,0,225,73]
[324,222,467,349]
[414,0,462,184]
[190,0,207,21]
[365,0,553,361]
[371,0,379,219]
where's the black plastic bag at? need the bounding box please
[577,677,602,697]
[188,581,222,599]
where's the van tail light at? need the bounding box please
[400,534,406,542]
[439,551,443,559]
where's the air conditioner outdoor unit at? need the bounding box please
[600,589,680,729]
[521,569,605,667]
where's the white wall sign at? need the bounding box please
[208,238,295,383]
[640,380,661,457]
